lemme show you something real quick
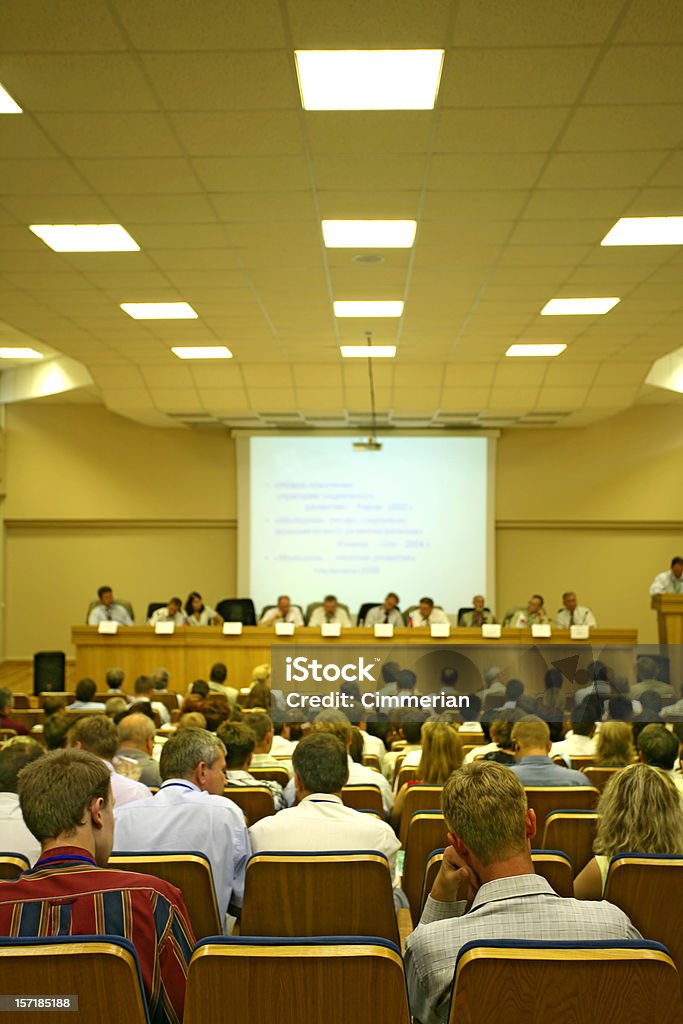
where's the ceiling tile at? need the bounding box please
[616,0,683,42]
[0,0,127,50]
[440,47,599,107]
[537,150,665,189]
[0,159,90,195]
[142,52,298,110]
[435,107,568,153]
[194,156,310,192]
[312,154,427,191]
[429,153,546,190]
[114,0,287,48]
[36,113,183,159]
[170,111,304,157]
[584,45,683,103]
[75,158,199,194]
[306,112,433,154]
[286,0,452,46]
[0,54,158,110]
[453,0,624,45]
[560,104,683,151]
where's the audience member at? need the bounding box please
[382,709,428,782]
[219,721,286,810]
[308,594,352,627]
[202,693,231,732]
[43,712,71,750]
[0,688,29,736]
[550,702,597,759]
[87,586,133,627]
[105,696,129,719]
[606,695,634,723]
[0,749,193,1023]
[463,710,523,763]
[554,591,597,629]
[208,662,238,704]
[636,724,683,794]
[104,667,133,703]
[270,716,297,756]
[632,656,673,700]
[133,675,169,726]
[305,712,394,814]
[113,728,250,928]
[151,667,181,707]
[349,725,365,763]
[574,763,683,899]
[42,694,68,717]
[66,678,106,712]
[536,668,565,724]
[244,680,271,710]
[391,722,463,830]
[661,681,683,721]
[404,761,641,1024]
[633,690,664,727]
[247,711,292,776]
[610,676,642,717]
[148,598,186,626]
[437,667,459,698]
[178,711,207,730]
[364,592,403,628]
[573,662,611,705]
[258,595,304,626]
[248,732,401,876]
[594,721,636,767]
[0,740,44,863]
[478,665,505,702]
[409,597,449,628]
[190,678,210,698]
[117,713,162,788]
[491,678,525,714]
[457,694,484,734]
[509,717,592,787]
[67,715,151,806]
[458,594,495,627]
[376,661,401,699]
[185,591,221,626]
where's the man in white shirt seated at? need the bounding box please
[270,717,297,756]
[363,593,403,628]
[550,702,597,761]
[67,678,106,712]
[148,598,186,627]
[249,731,401,878]
[0,740,44,864]
[113,727,251,929]
[133,675,171,726]
[258,595,305,627]
[308,594,352,628]
[632,655,674,700]
[207,663,239,705]
[67,714,151,807]
[404,761,641,1024]
[87,586,133,626]
[219,721,286,810]
[554,591,597,629]
[649,555,683,595]
[409,597,449,628]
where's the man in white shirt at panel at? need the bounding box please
[113,728,250,930]
[649,556,683,595]
[554,591,597,629]
[0,741,44,865]
[249,732,400,877]
[364,593,404,628]
[148,597,186,627]
[409,597,449,628]
[88,586,133,626]
[308,594,352,628]
[67,715,151,808]
[258,595,305,627]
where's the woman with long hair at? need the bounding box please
[574,763,683,900]
[595,721,636,766]
[391,721,463,830]
[184,591,222,626]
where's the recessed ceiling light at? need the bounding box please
[322,220,416,248]
[340,345,396,358]
[0,347,42,359]
[172,346,233,360]
[506,344,566,358]
[540,297,620,316]
[30,224,140,252]
[120,302,198,319]
[0,83,22,114]
[295,50,444,110]
[601,216,683,246]
[334,300,404,317]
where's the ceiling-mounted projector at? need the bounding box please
[353,437,383,451]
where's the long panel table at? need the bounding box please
[72,626,638,695]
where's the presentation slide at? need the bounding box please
[246,436,492,620]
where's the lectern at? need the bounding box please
[651,594,683,645]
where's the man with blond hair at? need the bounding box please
[508,716,592,787]
[404,761,641,1024]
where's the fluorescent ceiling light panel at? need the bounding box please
[541,297,620,316]
[322,220,416,248]
[340,345,396,358]
[506,344,566,358]
[172,346,233,360]
[30,224,140,252]
[120,302,198,319]
[0,83,22,114]
[334,300,404,317]
[601,216,683,246]
[0,347,43,359]
[295,49,444,110]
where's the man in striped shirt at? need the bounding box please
[0,749,195,1024]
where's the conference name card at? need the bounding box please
[155,621,175,635]
[481,623,501,639]
[97,620,118,635]
[275,621,295,636]
[531,623,552,638]
[570,624,590,640]
[430,623,450,638]
[321,623,341,637]
[374,623,394,638]
[223,621,243,636]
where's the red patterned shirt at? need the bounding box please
[0,846,195,1023]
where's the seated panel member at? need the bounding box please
[185,591,222,626]
[308,594,352,628]
[364,593,404,628]
[409,597,449,628]
[148,597,186,626]
[113,728,250,929]
[259,595,305,626]
[508,594,549,628]
[458,595,495,628]
[649,555,683,595]
[404,761,641,1024]
[554,591,597,629]
[0,749,195,1024]
[87,585,133,626]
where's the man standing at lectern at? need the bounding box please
[649,556,683,595]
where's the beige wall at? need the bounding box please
[1,400,680,659]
